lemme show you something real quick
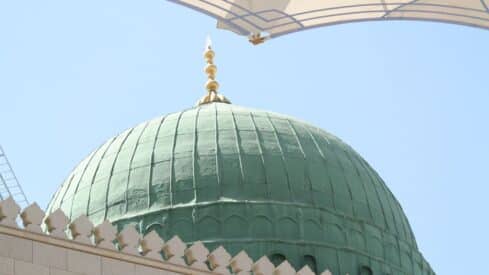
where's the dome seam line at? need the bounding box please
[265,112,293,202]
[67,148,101,219]
[214,103,222,198]
[230,108,246,187]
[169,110,185,208]
[124,121,152,214]
[248,111,270,199]
[305,128,338,215]
[103,129,135,221]
[147,116,167,209]
[286,119,316,205]
[84,137,118,218]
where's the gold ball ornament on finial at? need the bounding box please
[196,37,231,106]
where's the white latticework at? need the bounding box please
[169,0,489,41]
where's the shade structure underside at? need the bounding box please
[169,0,489,39]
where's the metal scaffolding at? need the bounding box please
[0,146,28,207]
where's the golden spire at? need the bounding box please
[196,37,231,106]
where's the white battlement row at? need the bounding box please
[0,197,338,275]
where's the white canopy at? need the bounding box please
[170,0,489,42]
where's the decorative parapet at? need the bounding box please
[0,197,337,275]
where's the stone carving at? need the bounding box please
[94,220,117,250]
[230,251,253,274]
[297,266,315,275]
[252,256,275,275]
[20,202,45,233]
[44,208,69,238]
[185,241,210,270]
[141,230,164,260]
[208,246,232,274]
[0,197,21,227]
[163,235,187,265]
[117,225,141,255]
[69,215,94,244]
[274,261,296,275]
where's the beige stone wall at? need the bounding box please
[0,227,210,275]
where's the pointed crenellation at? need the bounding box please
[230,251,253,274]
[297,265,315,275]
[252,256,275,275]
[0,198,349,275]
[117,225,141,255]
[69,215,94,244]
[163,235,187,265]
[273,261,296,275]
[45,208,69,238]
[94,220,117,250]
[185,241,210,270]
[20,202,45,233]
[163,236,187,265]
[0,197,21,228]
[141,230,165,260]
[208,246,231,274]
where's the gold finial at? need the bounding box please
[196,37,231,106]
[249,33,267,45]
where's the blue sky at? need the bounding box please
[1,0,488,274]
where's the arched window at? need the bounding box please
[302,255,317,273]
[269,253,286,267]
[360,266,373,275]
[145,223,164,233]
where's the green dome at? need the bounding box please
[47,103,433,274]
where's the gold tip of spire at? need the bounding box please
[196,37,231,106]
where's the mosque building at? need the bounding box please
[1,2,487,274]
[2,1,489,273]
[26,43,434,275]
[2,2,488,274]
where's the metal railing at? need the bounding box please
[0,146,28,207]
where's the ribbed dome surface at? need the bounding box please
[47,103,433,274]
